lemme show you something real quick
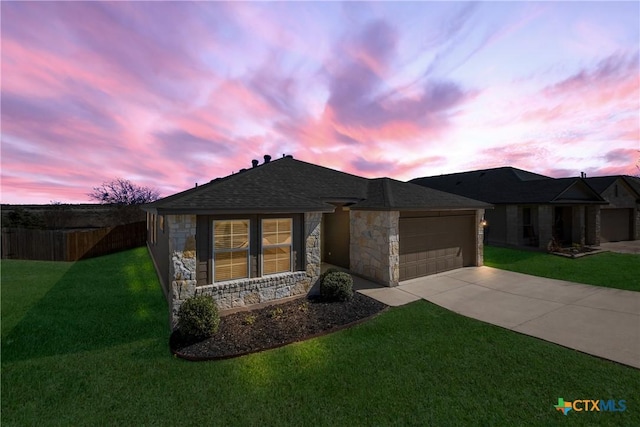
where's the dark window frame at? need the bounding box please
[197,214,304,286]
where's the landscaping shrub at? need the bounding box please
[320,271,354,302]
[178,295,220,339]
[318,267,341,284]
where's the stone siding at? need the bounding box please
[476,209,485,266]
[537,206,553,249]
[585,206,600,245]
[168,212,321,329]
[195,272,309,310]
[350,210,399,287]
[304,212,322,283]
[167,214,198,328]
[571,206,586,245]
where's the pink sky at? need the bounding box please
[2,1,639,204]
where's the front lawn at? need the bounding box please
[2,248,638,425]
[484,245,640,292]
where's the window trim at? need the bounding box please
[261,218,293,276]
[212,219,250,283]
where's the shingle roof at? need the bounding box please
[625,176,640,198]
[145,157,490,214]
[411,167,605,204]
[353,178,490,210]
[583,176,619,193]
[585,175,640,200]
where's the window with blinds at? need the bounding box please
[262,218,292,275]
[213,220,249,282]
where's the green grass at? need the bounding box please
[2,248,639,426]
[484,245,640,292]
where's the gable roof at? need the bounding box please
[411,166,606,205]
[145,157,491,214]
[625,176,640,198]
[585,175,640,201]
[354,178,490,210]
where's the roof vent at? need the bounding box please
[263,154,271,164]
[251,159,259,168]
[285,154,293,159]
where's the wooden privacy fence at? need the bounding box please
[1,221,146,262]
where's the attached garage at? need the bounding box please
[399,212,476,281]
[601,209,633,242]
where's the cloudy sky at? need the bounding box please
[2,1,639,204]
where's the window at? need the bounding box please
[159,215,164,232]
[262,218,292,275]
[213,220,249,282]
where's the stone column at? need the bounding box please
[585,206,600,246]
[387,211,400,287]
[635,206,640,240]
[168,214,197,329]
[505,205,519,246]
[476,209,485,266]
[538,206,553,249]
[304,212,322,288]
[572,206,585,245]
[350,210,399,287]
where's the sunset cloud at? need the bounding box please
[1,1,638,203]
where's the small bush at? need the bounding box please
[270,307,284,319]
[320,271,354,302]
[178,295,220,339]
[319,267,341,283]
[243,314,256,326]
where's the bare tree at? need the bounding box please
[89,178,160,205]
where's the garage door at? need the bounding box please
[601,209,632,242]
[399,215,475,281]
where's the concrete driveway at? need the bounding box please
[358,267,640,369]
[598,240,640,254]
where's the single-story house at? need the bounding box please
[411,167,608,249]
[143,155,490,326]
[583,176,640,242]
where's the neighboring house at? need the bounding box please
[143,156,490,326]
[584,176,640,242]
[411,167,607,249]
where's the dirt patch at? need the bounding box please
[170,293,388,361]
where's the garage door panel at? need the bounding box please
[601,209,632,242]
[399,214,475,281]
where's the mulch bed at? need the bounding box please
[170,292,388,361]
